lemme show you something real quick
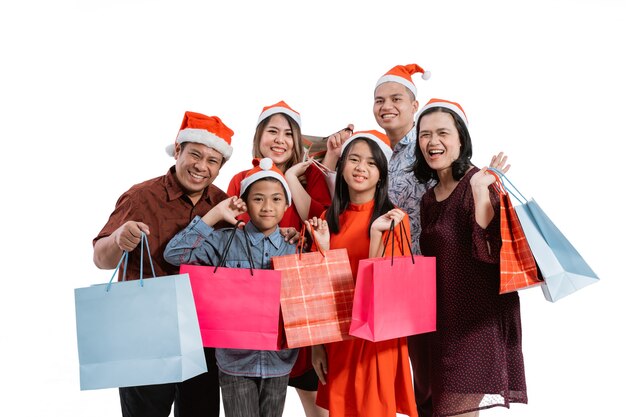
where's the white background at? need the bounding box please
[1,1,624,416]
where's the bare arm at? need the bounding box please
[285,160,314,222]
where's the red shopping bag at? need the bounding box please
[349,220,436,342]
[488,169,542,294]
[272,230,355,348]
[180,227,283,351]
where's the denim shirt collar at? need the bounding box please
[244,222,282,249]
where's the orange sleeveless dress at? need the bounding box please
[316,200,418,417]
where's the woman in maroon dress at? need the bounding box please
[412,99,527,416]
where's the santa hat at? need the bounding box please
[240,158,292,205]
[375,63,431,98]
[257,100,301,128]
[417,98,469,127]
[165,111,234,160]
[341,130,393,162]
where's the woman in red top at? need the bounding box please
[307,130,418,417]
[227,101,331,417]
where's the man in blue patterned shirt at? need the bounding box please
[373,63,432,255]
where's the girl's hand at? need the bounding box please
[489,152,510,174]
[371,208,405,234]
[321,124,354,171]
[312,345,328,385]
[305,217,330,251]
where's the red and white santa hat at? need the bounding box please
[240,158,292,205]
[375,63,431,98]
[340,130,393,162]
[165,111,234,160]
[257,100,301,128]
[417,98,469,127]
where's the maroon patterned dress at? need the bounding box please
[419,167,527,416]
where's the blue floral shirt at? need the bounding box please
[388,127,432,254]
[164,218,298,378]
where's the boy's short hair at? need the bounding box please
[240,177,288,204]
[239,158,291,205]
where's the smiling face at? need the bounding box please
[174,142,224,203]
[257,114,295,171]
[373,82,419,145]
[341,139,380,203]
[418,111,462,174]
[244,178,289,236]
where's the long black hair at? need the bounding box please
[327,138,395,235]
[412,107,473,184]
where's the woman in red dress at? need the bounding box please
[227,101,331,417]
[307,130,418,417]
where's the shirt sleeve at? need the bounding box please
[164,216,228,266]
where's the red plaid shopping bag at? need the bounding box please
[272,232,354,348]
[489,170,542,294]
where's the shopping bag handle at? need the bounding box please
[300,224,326,259]
[381,219,414,266]
[214,221,256,276]
[487,168,528,204]
[106,232,156,291]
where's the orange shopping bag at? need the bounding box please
[488,169,542,294]
[272,231,354,348]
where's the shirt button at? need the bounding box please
[265,253,269,257]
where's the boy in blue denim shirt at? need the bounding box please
[164,158,297,417]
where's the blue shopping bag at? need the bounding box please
[75,233,206,390]
[490,169,599,302]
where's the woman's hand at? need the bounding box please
[489,152,511,174]
[305,217,330,251]
[285,159,314,185]
[311,344,328,385]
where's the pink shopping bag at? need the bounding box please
[349,220,436,342]
[180,263,283,351]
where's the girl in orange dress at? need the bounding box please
[306,130,418,417]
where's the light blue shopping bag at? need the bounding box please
[490,169,599,302]
[75,233,206,390]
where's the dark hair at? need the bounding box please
[240,177,287,204]
[252,113,303,172]
[412,107,473,184]
[327,138,395,235]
